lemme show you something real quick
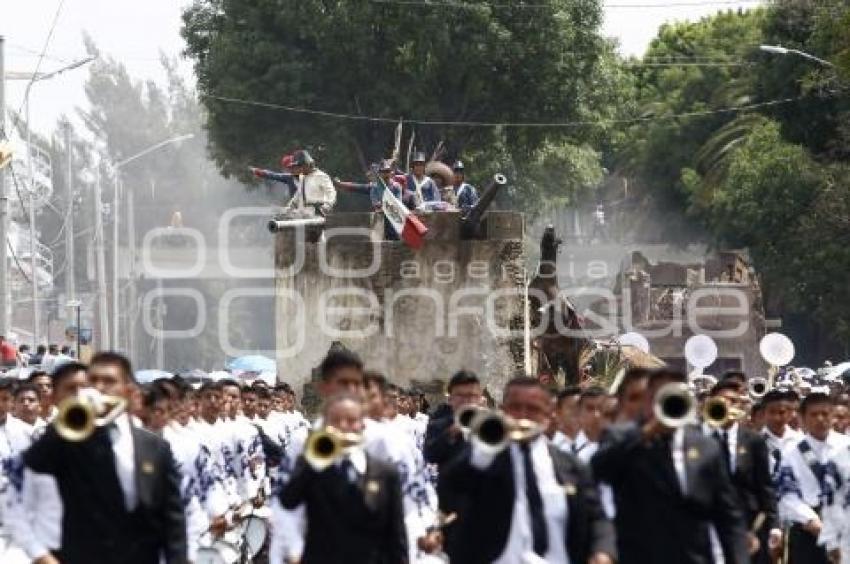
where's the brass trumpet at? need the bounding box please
[303,426,363,471]
[702,396,745,428]
[653,382,697,429]
[469,410,542,455]
[455,405,483,433]
[55,390,127,442]
[747,377,769,399]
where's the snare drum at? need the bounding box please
[242,515,268,556]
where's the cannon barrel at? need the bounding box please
[268,216,326,233]
[461,173,507,238]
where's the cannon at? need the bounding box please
[461,173,507,239]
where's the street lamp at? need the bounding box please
[111,133,194,351]
[759,45,835,68]
[19,56,96,348]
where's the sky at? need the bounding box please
[2,0,762,137]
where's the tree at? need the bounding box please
[181,0,620,211]
[619,9,767,241]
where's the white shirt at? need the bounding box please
[703,422,739,472]
[286,169,336,210]
[110,414,137,511]
[471,436,570,564]
[5,469,62,559]
[571,432,616,519]
[671,427,688,495]
[550,431,574,454]
[762,425,802,473]
[775,433,842,526]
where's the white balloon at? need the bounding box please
[684,335,718,369]
[759,333,795,366]
[617,332,650,354]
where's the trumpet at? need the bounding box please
[702,396,745,428]
[55,389,127,442]
[653,382,697,429]
[747,377,770,399]
[455,405,483,433]
[303,426,363,471]
[469,410,542,455]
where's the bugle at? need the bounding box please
[454,405,482,433]
[748,377,769,399]
[55,389,127,442]
[702,396,745,428]
[303,426,363,471]
[653,382,697,428]
[469,410,542,455]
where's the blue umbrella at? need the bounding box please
[226,355,276,373]
[135,369,173,384]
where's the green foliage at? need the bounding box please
[626,5,850,357]
[621,9,767,240]
[181,0,621,211]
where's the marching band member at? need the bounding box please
[761,389,803,475]
[703,380,780,563]
[271,350,439,564]
[0,378,32,563]
[27,371,55,422]
[592,368,749,564]
[572,387,607,459]
[774,392,842,564]
[280,393,408,564]
[572,387,617,519]
[219,379,267,505]
[12,382,47,440]
[450,161,479,214]
[141,384,230,562]
[285,150,337,216]
[364,372,440,563]
[440,377,617,564]
[22,352,187,564]
[613,368,650,424]
[550,386,581,452]
[424,370,482,471]
[5,362,87,564]
[192,382,243,508]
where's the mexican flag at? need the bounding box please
[381,184,428,249]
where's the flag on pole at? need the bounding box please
[381,183,428,249]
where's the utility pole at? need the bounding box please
[94,168,109,350]
[0,36,9,338]
[63,121,75,325]
[112,172,119,350]
[126,188,136,360]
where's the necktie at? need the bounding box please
[519,442,548,556]
[715,430,732,472]
[337,456,357,485]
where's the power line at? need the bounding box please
[204,92,804,128]
[625,61,751,66]
[16,0,66,118]
[368,0,764,8]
